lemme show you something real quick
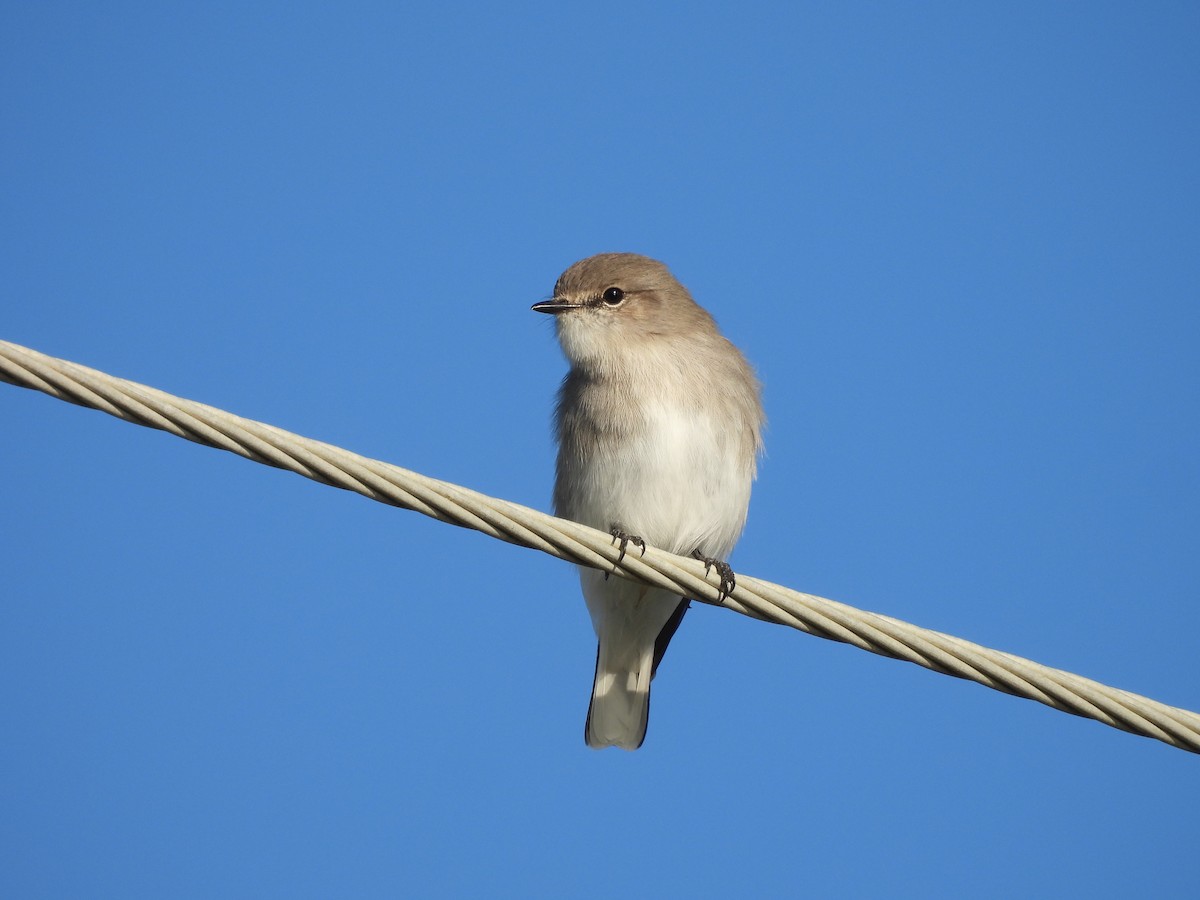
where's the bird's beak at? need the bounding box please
[531,298,580,315]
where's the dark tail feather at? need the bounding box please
[652,598,690,677]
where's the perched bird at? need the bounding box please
[533,253,764,749]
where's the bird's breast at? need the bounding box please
[555,388,753,559]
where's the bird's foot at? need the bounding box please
[692,550,736,602]
[606,526,647,579]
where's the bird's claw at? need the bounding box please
[692,550,736,602]
[606,527,646,579]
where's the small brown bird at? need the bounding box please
[533,253,764,749]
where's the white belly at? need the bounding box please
[570,398,752,559]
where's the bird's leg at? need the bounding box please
[606,526,647,579]
[691,550,736,602]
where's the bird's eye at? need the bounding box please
[602,287,625,306]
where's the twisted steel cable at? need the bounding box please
[3,338,1197,754]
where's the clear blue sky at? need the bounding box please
[3,3,1197,897]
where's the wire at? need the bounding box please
[3,338,1197,753]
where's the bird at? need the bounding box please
[532,253,764,749]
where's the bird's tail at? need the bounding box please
[584,597,689,750]
[585,637,654,750]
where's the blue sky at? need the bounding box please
[2,2,1198,896]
